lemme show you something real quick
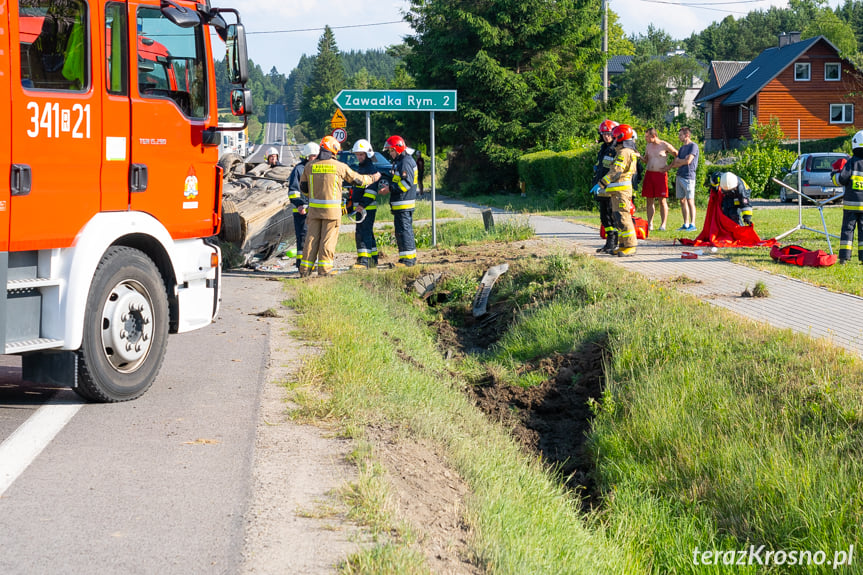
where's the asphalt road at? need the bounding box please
[0,275,285,575]
[247,104,291,164]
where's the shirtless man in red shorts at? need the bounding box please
[642,127,678,231]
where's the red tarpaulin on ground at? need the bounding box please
[679,190,777,248]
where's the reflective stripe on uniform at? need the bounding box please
[398,250,417,259]
[606,182,632,192]
[300,259,315,268]
[844,200,863,210]
[391,200,415,210]
[309,198,341,208]
[619,229,635,238]
[392,174,409,192]
[357,250,371,257]
[840,241,853,250]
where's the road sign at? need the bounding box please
[333,90,457,112]
[331,127,347,143]
[330,109,347,128]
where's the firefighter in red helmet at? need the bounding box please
[590,119,619,253]
[598,124,640,256]
[380,135,418,266]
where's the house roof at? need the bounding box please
[694,60,750,101]
[607,55,633,74]
[695,35,834,106]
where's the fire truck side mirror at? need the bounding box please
[226,24,249,85]
[160,0,201,28]
[230,89,252,117]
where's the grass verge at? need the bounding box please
[286,248,863,574]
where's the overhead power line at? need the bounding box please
[246,21,407,35]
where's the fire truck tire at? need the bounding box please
[74,247,169,402]
[218,152,246,176]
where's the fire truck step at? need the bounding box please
[5,338,65,354]
[6,278,62,292]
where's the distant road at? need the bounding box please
[247,104,288,164]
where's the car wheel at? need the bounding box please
[779,187,789,203]
[75,247,169,402]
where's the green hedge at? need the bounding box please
[517,144,598,210]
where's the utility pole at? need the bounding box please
[602,0,608,102]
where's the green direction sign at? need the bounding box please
[333,90,457,112]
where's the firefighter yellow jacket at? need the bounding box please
[600,146,639,195]
[299,158,376,219]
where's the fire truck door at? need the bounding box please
[128,1,217,239]
[100,2,131,211]
[9,0,101,251]
[0,5,11,252]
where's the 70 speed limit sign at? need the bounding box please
[331,127,347,142]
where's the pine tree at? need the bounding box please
[300,26,345,136]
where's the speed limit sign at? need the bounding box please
[332,128,347,142]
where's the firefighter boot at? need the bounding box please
[616,246,637,257]
[596,231,616,254]
[602,231,618,254]
[352,257,370,270]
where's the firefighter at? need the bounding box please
[590,119,619,253]
[707,171,753,226]
[266,146,281,167]
[288,142,319,269]
[598,124,639,257]
[349,139,381,269]
[380,135,419,267]
[831,130,863,264]
[299,136,380,277]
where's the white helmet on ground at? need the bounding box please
[852,130,863,150]
[301,142,320,159]
[351,139,374,157]
[720,172,739,191]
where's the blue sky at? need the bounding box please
[212,0,845,76]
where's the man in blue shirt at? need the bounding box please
[667,126,700,231]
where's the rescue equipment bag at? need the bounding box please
[769,244,837,267]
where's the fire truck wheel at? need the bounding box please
[75,247,169,402]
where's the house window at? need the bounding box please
[738,106,744,124]
[706,110,712,130]
[825,62,841,81]
[795,62,811,81]
[830,103,854,124]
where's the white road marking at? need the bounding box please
[0,395,83,497]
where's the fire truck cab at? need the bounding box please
[1,0,252,401]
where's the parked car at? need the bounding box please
[780,152,849,203]
[337,150,392,172]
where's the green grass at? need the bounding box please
[344,199,463,225]
[335,216,535,254]
[286,252,863,574]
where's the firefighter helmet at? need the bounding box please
[265,147,279,159]
[612,124,635,143]
[383,135,407,155]
[720,172,739,191]
[598,119,619,134]
[707,171,721,187]
[301,142,320,159]
[352,139,374,157]
[852,130,863,150]
[320,135,341,154]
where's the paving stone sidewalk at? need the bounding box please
[437,197,863,359]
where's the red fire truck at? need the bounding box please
[2,0,253,401]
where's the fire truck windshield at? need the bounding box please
[136,7,207,118]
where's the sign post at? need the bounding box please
[333,89,457,246]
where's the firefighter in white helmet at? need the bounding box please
[287,142,319,269]
[709,171,753,226]
[265,146,281,167]
[831,130,863,264]
[349,139,381,269]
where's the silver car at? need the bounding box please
[780,152,849,203]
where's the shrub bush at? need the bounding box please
[517,142,597,209]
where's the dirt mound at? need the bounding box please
[468,340,608,500]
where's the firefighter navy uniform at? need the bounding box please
[600,140,639,255]
[593,140,618,252]
[832,149,863,263]
[385,152,418,266]
[351,155,381,268]
[299,150,377,276]
[288,158,309,268]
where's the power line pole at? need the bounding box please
[602,0,608,102]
